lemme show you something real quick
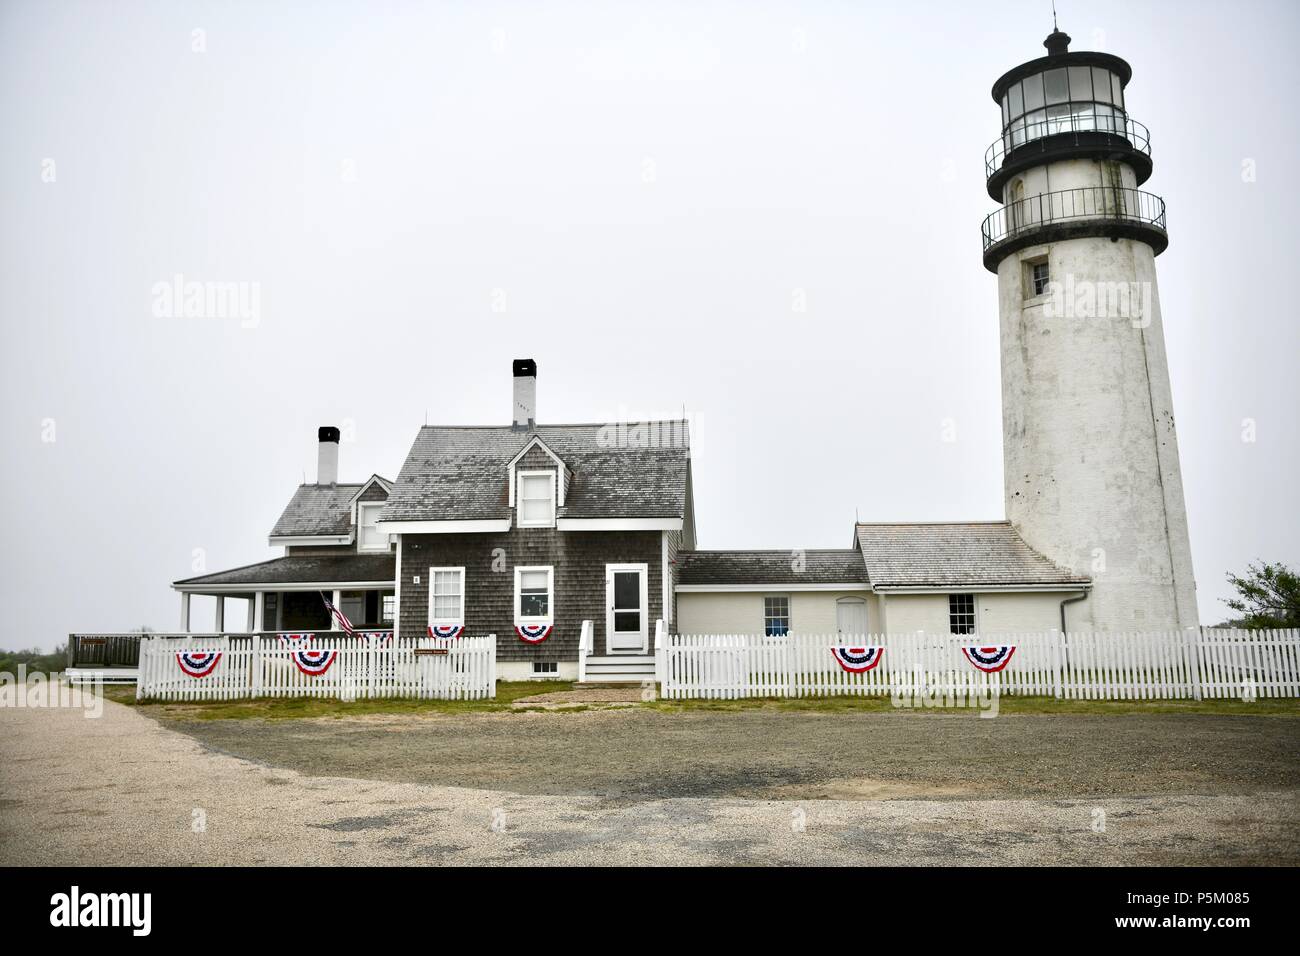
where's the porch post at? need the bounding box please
[246,593,257,632]
[214,595,225,633]
[332,588,342,630]
[180,592,191,632]
[253,591,265,633]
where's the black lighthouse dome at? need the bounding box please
[984,28,1151,200]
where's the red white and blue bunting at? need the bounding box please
[427,624,464,640]
[515,624,553,644]
[830,645,885,673]
[277,633,313,647]
[363,631,393,646]
[961,645,1016,673]
[291,647,339,676]
[176,651,222,678]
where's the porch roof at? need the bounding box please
[173,553,396,591]
[676,549,869,587]
[854,521,1091,589]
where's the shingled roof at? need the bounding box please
[854,521,1089,588]
[174,553,396,589]
[269,478,390,539]
[380,423,690,522]
[677,550,869,586]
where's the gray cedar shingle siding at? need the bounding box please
[854,521,1090,588]
[400,530,664,662]
[676,550,870,586]
[380,423,689,523]
[174,553,396,587]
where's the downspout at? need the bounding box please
[1060,590,1088,633]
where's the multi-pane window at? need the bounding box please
[382,594,395,625]
[1031,261,1051,296]
[949,594,976,635]
[518,472,555,527]
[429,567,464,624]
[764,596,791,636]
[532,661,558,675]
[517,567,553,620]
[357,502,390,551]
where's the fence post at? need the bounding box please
[250,633,262,698]
[579,620,592,685]
[652,619,664,690]
[487,634,497,698]
[1188,627,1203,701]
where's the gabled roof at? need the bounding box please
[677,550,869,586]
[854,521,1090,589]
[380,423,690,522]
[173,553,396,590]
[269,478,391,539]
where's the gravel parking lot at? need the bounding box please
[2,697,1297,866]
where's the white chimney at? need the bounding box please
[317,426,340,484]
[512,359,537,431]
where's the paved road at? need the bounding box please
[1,698,1297,865]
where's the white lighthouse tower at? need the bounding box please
[982,27,1198,631]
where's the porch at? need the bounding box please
[172,552,397,633]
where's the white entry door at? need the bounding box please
[836,598,868,638]
[606,563,649,653]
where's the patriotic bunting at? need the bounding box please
[277,633,313,647]
[830,645,885,673]
[363,631,393,646]
[428,624,464,640]
[291,647,339,676]
[515,623,553,644]
[961,645,1016,673]
[176,651,222,678]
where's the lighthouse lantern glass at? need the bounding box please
[1001,66,1127,152]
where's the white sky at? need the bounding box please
[3,0,1298,649]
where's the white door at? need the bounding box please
[836,599,868,638]
[606,564,648,653]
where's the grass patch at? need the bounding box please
[106,681,573,720]
[99,682,1300,720]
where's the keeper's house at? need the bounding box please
[173,359,1092,682]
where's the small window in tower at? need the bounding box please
[1031,261,1051,297]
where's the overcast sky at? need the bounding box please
[2,0,1297,650]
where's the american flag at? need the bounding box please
[320,592,356,635]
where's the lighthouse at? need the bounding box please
[982,27,1198,630]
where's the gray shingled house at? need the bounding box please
[377,360,696,681]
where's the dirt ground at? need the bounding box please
[3,699,1298,866]
[170,707,1300,803]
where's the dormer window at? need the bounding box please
[517,471,556,527]
[357,502,390,551]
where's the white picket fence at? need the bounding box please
[656,629,1300,701]
[137,633,496,701]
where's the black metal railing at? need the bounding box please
[985,115,1151,180]
[981,186,1167,251]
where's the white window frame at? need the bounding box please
[763,595,791,637]
[948,593,978,635]
[515,565,554,624]
[357,502,391,552]
[516,471,557,528]
[427,566,466,626]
